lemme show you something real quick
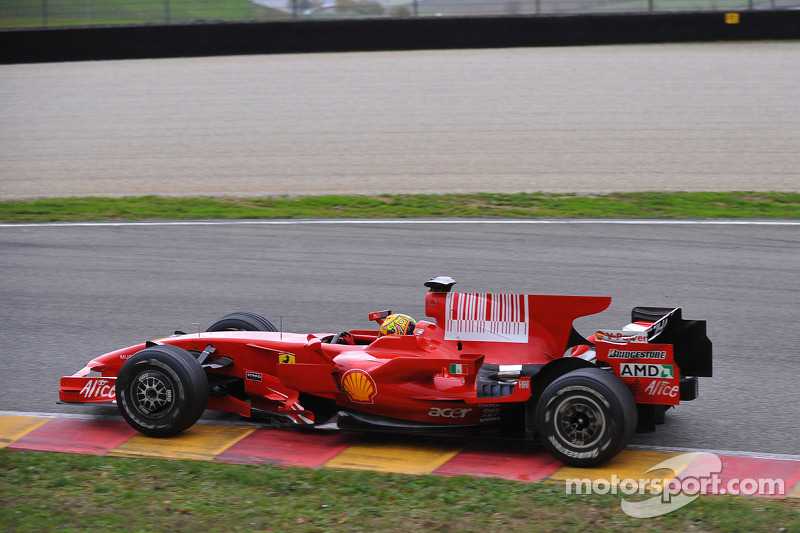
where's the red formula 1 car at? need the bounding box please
[59,277,712,466]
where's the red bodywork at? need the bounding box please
[59,287,708,432]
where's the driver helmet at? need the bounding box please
[379,314,417,337]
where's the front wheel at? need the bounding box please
[116,344,209,437]
[206,312,277,332]
[534,367,637,467]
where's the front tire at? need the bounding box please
[116,345,209,437]
[206,312,277,332]
[534,367,637,467]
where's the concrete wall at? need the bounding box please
[2,11,799,64]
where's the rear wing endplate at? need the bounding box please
[633,307,712,377]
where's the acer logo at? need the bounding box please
[428,407,472,418]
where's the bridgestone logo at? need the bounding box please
[607,350,667,360]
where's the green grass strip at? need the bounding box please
[0,0,289,29]
[1,449,798,532]
[1,192,799,222]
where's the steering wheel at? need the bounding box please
[330,331,353,345]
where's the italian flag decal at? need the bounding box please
[450,363,468,375]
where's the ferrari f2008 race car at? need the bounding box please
[59,277,712,467]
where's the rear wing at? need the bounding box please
[597,307,712,377]
[634,307,712,378]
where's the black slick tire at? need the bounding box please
[116,344,209,437]
[206,312,277,332]
[534,367,637,467]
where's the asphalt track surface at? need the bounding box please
[1,42,799,199]
[0,43,798,459]
[2,219,799,457]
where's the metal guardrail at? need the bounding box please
[1,0,797,28]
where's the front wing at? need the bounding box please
[60,367,117,404]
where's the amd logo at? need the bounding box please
[620,364,674,379]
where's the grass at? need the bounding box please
[0,0,290,28]
[0,192,799,223]
[1,449,798,532]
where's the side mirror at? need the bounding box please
[304,338,322,352]
[304,336,337,365]
[368,309,392,325]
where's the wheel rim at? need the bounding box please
[553,394,605,449]
[132,371,174,416]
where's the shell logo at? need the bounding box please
[341,369,377,403]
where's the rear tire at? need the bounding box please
[534,367,637,467]
[206,312,277,332]
[116,345,209,437]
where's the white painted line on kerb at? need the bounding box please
[2,219,799,229]
[627,444,800,462]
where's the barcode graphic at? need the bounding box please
[444,293,529,343]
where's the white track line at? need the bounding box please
[2,219,799,228]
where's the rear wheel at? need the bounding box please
[534,367,637,467]
[116,345,209,437]
[206,312,277,332]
